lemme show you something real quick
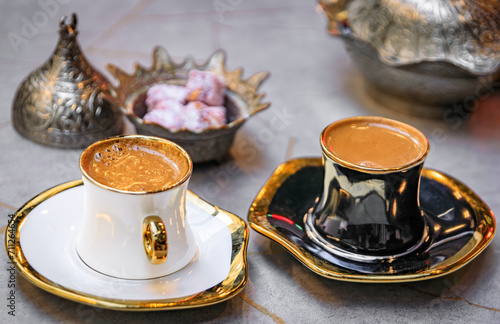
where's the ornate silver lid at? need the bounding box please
[319,0,500,75]
[12,13,123,148]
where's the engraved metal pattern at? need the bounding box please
[12,14,123,148]
[106,47,270,163]
[318,0,500,116]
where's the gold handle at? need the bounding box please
[142,216,167,264]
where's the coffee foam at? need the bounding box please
[81,137,190,192]
[322,117,428,170]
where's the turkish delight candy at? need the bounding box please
[143,107,182,131]
[143,71,228,132]
[181,101,207,132]
[186,70,226,106]
[145,84,190,112]
[181,102,227,132]
[151,99,184,114]
[204,106,226,126]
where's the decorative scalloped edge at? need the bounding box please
[105,47,270,134]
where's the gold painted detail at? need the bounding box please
[403,284,500,312]
[238,293,287,324]
[0,120,11,128]
[0,202,17,210]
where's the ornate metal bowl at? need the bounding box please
[318,0,500,117]
[106,47,269,163]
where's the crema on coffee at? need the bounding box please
[322,117,428,169]
[80,137,191,192]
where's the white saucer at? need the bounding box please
[9,180,248,310]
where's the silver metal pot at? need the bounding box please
[318,0,500,117]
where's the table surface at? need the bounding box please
[1,1,499,323]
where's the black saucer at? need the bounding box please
[248,158,495,282]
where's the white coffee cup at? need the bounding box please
[76,135,196,279]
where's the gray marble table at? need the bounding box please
[1,1,499,323]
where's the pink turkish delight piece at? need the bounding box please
[146,84,190,112]
[204,106,227,126]
[144,101,227,132]
[143,108,182,131]
[186,70,226,106]
[181,101,209,132]
[143,72,228,132]
[150,99,184,114]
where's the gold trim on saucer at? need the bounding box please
[5,180,249,311]
[248,158,496,283]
